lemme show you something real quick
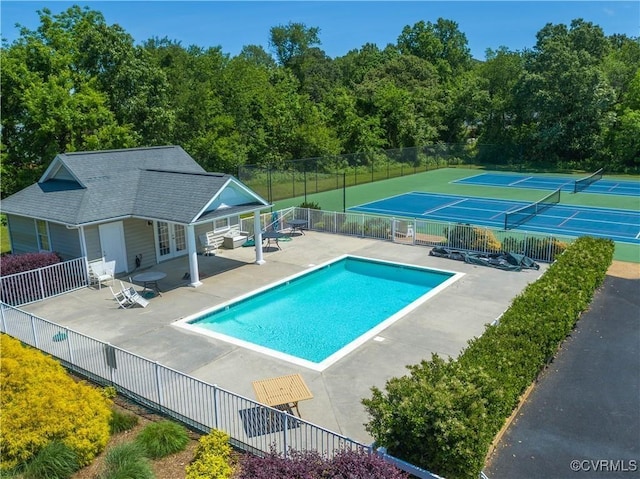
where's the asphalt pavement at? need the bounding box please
[485,271,640,479]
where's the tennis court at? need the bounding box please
[453,172,640,196]
[348,192,640,244]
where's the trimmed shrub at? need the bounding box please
[363,357,503,479]
[444,223,501,252]
[186,429,233,479]
[135,420,189,459]
[299,201,321,210]
[0,334,112,471]
[364,218,391,239]
[109,409,139,434]
[187,455,232,479]
[340,220,362,235]
[0,251,61,275]
[20,440,80,479]
[320,213,337,232]
[328,449,410,478]
[502,235,568,261]
[235,447,408,478]
[0,251,68,304]
[99,442,153,479]
[363,237,614,479]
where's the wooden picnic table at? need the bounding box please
[252,373,313,417]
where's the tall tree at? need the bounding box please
[269,22,321,67]
[324,87,385,154]
[397,18,472,80]
[334,43,385,88]
[238,44,277,69]
[514,20,615,166]
[602,34,640,102]
[474,47,524,162]
[287,47,341,102]
[0,7,137,197]
[356,53,444,148]
[602,69,640,170]
[144,39,240,172]
[69,7,174,144]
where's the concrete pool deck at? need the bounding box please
[21,231,546,443]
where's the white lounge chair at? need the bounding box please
[119,281,149,308]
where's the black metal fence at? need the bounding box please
[238,144,473,203]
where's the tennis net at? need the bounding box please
[574,168,604,193]
[504,188,561,230]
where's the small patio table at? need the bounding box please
[286,219,307,235]
[132,271,167,297]
[252,373,313,417]
[261,231,285,250]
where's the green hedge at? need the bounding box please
[363,236,614,479]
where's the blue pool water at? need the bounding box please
[182,256,459,369]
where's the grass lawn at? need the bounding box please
[1,216,11,254]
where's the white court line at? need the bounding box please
[423,198,467,215]
[608,183,620,192]
[636,231,640,240]
[508,176,533,186]
[451,172,486,183]
[559,211,580,227]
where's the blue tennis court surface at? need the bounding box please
[453,172,640,197]
[348,192,640,244]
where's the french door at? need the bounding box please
[155,222,187,261]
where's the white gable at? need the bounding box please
[208,182,261,212]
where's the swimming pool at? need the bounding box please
[176,255,463,370]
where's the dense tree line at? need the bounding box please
[1,5,638,197]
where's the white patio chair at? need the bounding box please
[89,258,115,290]
[120,281,149,308]
[199,232,223,256]
[109,286,134,309]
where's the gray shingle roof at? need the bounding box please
[1,146,269,225]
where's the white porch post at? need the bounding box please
[254,212,265,265]
[78,225,88,258]
[186,225,202,287]
[79,225,90,285]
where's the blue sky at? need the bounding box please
[2,1,639,60]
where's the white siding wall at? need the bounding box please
[48,223,82,260]
[84,225,102,261]
[123,218,156,271]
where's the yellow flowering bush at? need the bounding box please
[186,429,234,479]
[0,334,113,471]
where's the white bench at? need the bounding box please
[199,231,223,255]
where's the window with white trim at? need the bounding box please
[213,217,230,232]
[35,220,51,251]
